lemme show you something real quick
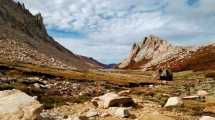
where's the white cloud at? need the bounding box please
[15,0,215,63]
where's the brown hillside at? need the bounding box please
[0,0,104,70]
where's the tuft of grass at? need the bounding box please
[205,71,215,79]
[71,95,91,103]
[0,83,15,90]
[174,71,194,79]
[171,100,205,116]
[39,96,66,109]
[153,93,169,106]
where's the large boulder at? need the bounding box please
[108,107,130,118]
[118,90,131,96]
[0,89,43,120]
[199,116,215,120]
[164,97,183,107]
[91,92,134,108]
[197,90,208,97]
[155,68,173,81]
[85,108,99,118]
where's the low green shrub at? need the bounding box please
[0,83,15,90]
[70,95,91,103]
[205,72,215,79]
[39,96,66,109]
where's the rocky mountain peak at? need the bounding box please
[135,35,174,61]
[118,35,189,70]
[141,35,168,47]
[118,34,215,71]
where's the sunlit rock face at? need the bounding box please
[118,35,215,71]
[118,35,190,70]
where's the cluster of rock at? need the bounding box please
[1,87,214,120]
[0,39,72,69]
[92,91,134,118]
[38,91,134,120]
[164,90,209,107]
[164,90,215,120]
[47,80,109,98]
[64,92,135,120]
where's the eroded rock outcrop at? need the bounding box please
[118,35,190,70]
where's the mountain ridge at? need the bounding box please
[118,35,215,71]
[0,0,105,70]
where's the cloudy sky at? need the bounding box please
[16,0,215,64]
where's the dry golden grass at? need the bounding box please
[1,60,214,85]
[0,61,154,85]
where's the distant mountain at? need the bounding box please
[117,35,215,71]
[105,64,117,69]
[0,0,104,70]
[78,55,107,69]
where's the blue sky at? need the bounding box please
[16,0,215,64]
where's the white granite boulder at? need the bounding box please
[199,116,215,120]
[108,107,130,118]
[164,97,183,107]
[197,90,208,97]
[91,92,134,108]
[0,89,43,120]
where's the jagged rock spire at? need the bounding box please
[118,35,188,70]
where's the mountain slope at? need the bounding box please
[164,43,215,71]
[118,35,215,71]
[0,0,104,70]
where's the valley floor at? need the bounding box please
[0,63,215,120]
[40,70,215,120]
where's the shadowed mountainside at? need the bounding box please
[0,0,105,70]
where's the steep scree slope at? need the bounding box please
[0,0,105,70]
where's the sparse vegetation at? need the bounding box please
[39,96,66,109]
[0,61,154,85]
[0,0,214,119]
[175,100,205,116]
[71,95,91,103]
[0,61,215,119]
[0,83,15,90]
[205,71,215,79]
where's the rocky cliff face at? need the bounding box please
[0,0,104,70]
[118,35,215,71]
[118,35,206,71]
